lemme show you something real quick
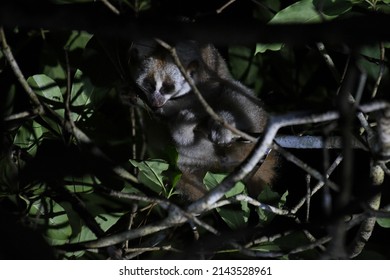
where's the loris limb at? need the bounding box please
[209,110,239,145]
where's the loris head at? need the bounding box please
[129,40,199,109]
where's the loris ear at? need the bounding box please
[187,60,199,78]
[128,39,157,64]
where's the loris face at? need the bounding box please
[133,56,193,109]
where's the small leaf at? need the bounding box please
[256,187,286,224]
[203,172,245,198]
[29,198,72,246]
[358,44,388,80]
[14,120,44,156]
[71,70,92,107]
[65,31,93,51]
[256,43,284,54]
[204,172,249,229]
[377,218,390,228]
[270,0,336,24]
[130,159,169,194]
[255,0,337,54]
[27,74,65,128]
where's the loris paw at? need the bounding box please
[210,111,237,145]
[171,109,197,146]
[178,109,196,121]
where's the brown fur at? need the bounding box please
[129,40,278,201]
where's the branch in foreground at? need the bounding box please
[187,101,389,214]
[2,2,390,45]
[56,102,389,252]
[348,163,383,258]
[274,135,367,150]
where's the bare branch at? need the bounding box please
[187,101,389,215]
[2,3,390,45]
[4,108,41,122]
[348,162,383,258]
[273,143,340,192]
[371,42,385,99]
[216,0,237,14]
[274,135,367,150]
[212,194,291,216]
[291,154,344,214]
[100,0,120,15]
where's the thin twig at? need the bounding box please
[216,0,237,14]
[316,42,340,82]
[305,174,311,223]
[100,0,120,15]
[291,154,344,214]
[212,194,291,216]
[371,42,385,99]
[347,161,383,258]
[64,49,76,142]
[4,108,41,122]
[273,143,340,191]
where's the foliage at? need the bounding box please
[1,0,390,260]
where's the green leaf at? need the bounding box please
[377,217,390,228]
[42,59,66,83]
[313,0,352,16]
[270,0,336,24]
[203,172,246,197]
[130,159,169,194]
[69,69,95,122]
[256,43,285,54]
[14,120,44,156]
[27,74,63,103]
[29,198,72,246]
[71,70,91,106]
[358,44,387,80]
[228,46,264,92]
[65,31,93,51]
[203,172,249,229]
[64,175,95,193]
[60,193,124,259]
[256,0,339,53]
[256,187,287,224]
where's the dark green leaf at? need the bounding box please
[130,159,169,194]
[377,217,390,228]
[204,172,249,229]
[29,198,72,246]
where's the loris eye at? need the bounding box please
[142,78,155,93]
[161,82,175,95]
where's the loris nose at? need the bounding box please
[149,92,167,109]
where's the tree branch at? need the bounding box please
[2,2,390,45]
